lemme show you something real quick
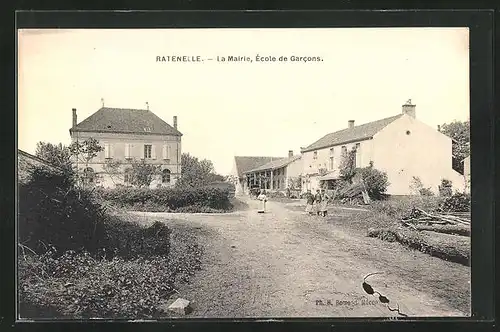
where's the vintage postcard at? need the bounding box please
[17,27,471,319]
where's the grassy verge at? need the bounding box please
[18,216,202,319]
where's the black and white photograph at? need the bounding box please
[17,27,471,319]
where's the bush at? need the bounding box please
[438,192,471,212]
[18,166,108,255]
[98,186,232,212]
[354,166,389,200]
[266,191,286,199]
[438,179,453,197]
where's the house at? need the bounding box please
[300,101,464,195]
[243,150,302,192]
[230,156,282,194]
[69,107,182,188]
[18,149,64,184]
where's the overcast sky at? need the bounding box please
[18,28,469,175]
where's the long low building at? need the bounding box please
[243,150,302,192]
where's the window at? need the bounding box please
[329,157,334,170]
[144,144,152,159]
[162,169,171,183]
[124,168,132,184]
[341,146,347,155]
[313,151,318,160]
[355,143,361,168]
[330,148,334,155]
[163,144,171,161]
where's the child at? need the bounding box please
[314,189,322,216]
[319,189,330,217]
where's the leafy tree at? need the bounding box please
[354,164,389,199]
[176,153,224,188]
[339,147,357,183]
[129,159,162,188]
[102,159,124,185]
[439,120,470,161]
[35,142,72,172]
[69,137,104,186]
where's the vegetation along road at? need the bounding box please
[131,195,470,318]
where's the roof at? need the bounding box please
[233,156,283,178]
[317,170,340,181]
[18,150,64,172]
[302,114,403,152]
[70,107,182,136]
[244,155,302,173]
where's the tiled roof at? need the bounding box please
[234,156,283,178]
[70,107,182,136]
[302,114,403,152]
[244,155,302,173]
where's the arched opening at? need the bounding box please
[162,169,171,183]
[83,167,95,184]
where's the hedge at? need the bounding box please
[98,186,232,212]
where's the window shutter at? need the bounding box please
[104,144,110,158]
[125,143,130,159]
[151,145,156,159]
[163,145,167,159]
[110,144,114,159]
[167,146,171,159]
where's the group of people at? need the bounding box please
[304,189,330,217]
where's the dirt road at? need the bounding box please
[132,196,470,318]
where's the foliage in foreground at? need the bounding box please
[19,225,202,319]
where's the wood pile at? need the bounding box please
[338,182,371,205]
[401,207,470,230]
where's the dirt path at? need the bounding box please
[132,196,469,318]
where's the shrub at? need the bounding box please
[98,186,232,212]
[409,176,434,196]
[354,166,389,200]
[266,191,286,199]
[18,166,108,255]
[438,192,471,212]
[438,179,453,197]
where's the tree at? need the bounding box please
[102,159,124,185]
[339,147,357,183]
[68,138,104,186]
[440,120,470,161]
[176,153,224,188]
[129,159,162,188]
[35,142,72,172]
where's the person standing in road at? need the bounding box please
[314,189,322,216]
[319,189,330,217]
[305,190,315,215]
[257,189,268,213]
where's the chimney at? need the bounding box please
[288,150,293,158]
[173,116,178,129]
[348,120,355,129]
[402,99,416,118]
[72,108,77,129]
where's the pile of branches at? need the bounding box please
[338,182,371,205]
[400,207,470,236]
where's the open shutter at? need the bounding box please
[162,144,167,159]
[125,143,130,159]
[167,145,171,159]
[151,145,156,159]
[104,144,110,158]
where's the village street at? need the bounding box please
[131,197,470,318]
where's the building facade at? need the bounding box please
[230,156,283,194]
[301,102,465,195]
[69,107,182,188]
[243,150,302,192]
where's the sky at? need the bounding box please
[18,28,469,175]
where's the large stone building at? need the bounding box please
[18,149,63,184]
[300,101,465,195]
[69,107,182,188]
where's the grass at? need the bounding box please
[18,215,203,319]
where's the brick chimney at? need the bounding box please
[288,150,293,158]
[402,99,416,118]
[348,120,355,129]
[173,116,178,129]
[72,108,77,129]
